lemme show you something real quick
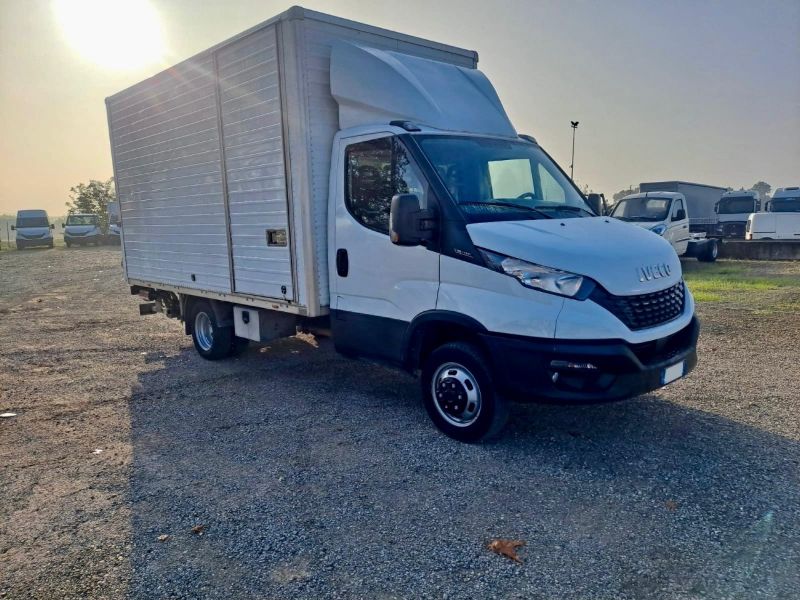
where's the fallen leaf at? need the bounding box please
[191,524,205,535]
[157,534,170,542]
[487,539,525,563]
[666,500,679,511]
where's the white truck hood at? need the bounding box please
[467,217,682,296]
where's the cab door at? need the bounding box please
[329,132,439,363]
[669,198,690,255]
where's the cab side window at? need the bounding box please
[345,137,427,235]
[672,199,685,220]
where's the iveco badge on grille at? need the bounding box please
[637,263,672,282]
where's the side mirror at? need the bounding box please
[61,223,65,228]
[714,204,719,213]
[390,194,436,246]
[585,193,603,216]
[675,209,686,221]
[10,225,15,231]
[50,223,55,230]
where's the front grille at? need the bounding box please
[590,281,685,331]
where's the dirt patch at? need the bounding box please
[1,249,799,599]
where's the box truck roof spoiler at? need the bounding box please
[331,41,517,138]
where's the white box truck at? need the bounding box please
[638,181,727,236]
[106,7,699,441]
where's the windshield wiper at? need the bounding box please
[458,201,552,218]
[534,204,595,217]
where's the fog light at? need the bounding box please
[550,360,598,370]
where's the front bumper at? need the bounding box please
[481,317,699,403]
[16,237,52,247]
[64,233,101,242]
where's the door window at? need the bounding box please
[345,137,428,235]
[671,199,684,220]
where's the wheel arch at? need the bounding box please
[182,295,234,334]
[403,310,489,372]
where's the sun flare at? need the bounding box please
[53,0,165,71]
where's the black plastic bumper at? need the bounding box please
[481,317,699,403]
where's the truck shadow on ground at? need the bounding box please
[127,337,800,599]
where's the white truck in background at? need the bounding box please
[106,7,698,441]
[11,209,55,249]
[610,192,719,261]
[747,186,800,240]
[714,190,761,239]
[638,181,727,237]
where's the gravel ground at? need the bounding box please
[1,247,799,599]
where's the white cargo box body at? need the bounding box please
[106,7,476,317]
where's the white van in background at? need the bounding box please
[746,187,800,240]
[62,213,103,247]
[11,209,54,249]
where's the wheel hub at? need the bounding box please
[437,377,469,417]
[431,363,482,427]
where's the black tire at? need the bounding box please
[16,241,24,250]
[189,300,234,360]
[421,341,509,442]
[65,240,72,248]
[698,239,718,262]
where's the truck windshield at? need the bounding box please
[610,197,670,222]
[16,216,49,228]
[415,135,591,223]
[718,197,756,214]
[772,198,800,213]
[66,215,98,225]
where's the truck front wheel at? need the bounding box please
[190,300,235,360]
[698,239,719,262]
[421,342,509,442]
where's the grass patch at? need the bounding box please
[682,260,800,305]
[690,290,722,302]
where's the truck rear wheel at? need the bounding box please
[698,239,718,262]
[421,342,509,442]
[190,300,235,360]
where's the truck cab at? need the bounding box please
[715,190,760,238]
[610,192,717,261]
[11,209,54,249]
[62,213,102,247]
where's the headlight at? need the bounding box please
[650,224,667,236]
[479,250,593,298]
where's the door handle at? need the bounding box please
[336,249,349,277]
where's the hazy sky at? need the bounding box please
[1,0,798,215]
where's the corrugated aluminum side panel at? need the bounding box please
[290,17,478,311]
[107,55,232,293]
[217,25,294,300]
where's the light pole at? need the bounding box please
[569,121,579,180]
